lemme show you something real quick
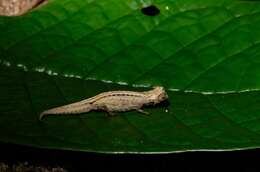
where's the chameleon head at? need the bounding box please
[145,86,168,104]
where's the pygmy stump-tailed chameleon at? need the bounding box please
[40,86,168,120]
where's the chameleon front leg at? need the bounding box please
[136,109,150,115]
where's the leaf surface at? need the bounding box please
[0,0,260,153]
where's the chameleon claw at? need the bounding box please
[107,111,116,116]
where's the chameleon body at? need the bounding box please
[39,86,168,120]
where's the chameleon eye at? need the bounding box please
[158,92,168,101]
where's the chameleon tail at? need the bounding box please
[39,103,93,120]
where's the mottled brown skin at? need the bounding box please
[0,0,47,16]
[39,86,168,120]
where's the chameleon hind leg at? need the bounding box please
[97,104,116,116]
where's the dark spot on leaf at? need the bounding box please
[141,5,160,16]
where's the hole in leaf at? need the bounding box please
[0,0,47,16]
[141,5,160,16]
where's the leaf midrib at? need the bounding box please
[4,5,260,93]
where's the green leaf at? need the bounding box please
[0,0,260,153]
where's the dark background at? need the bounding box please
[0,142,259,171]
